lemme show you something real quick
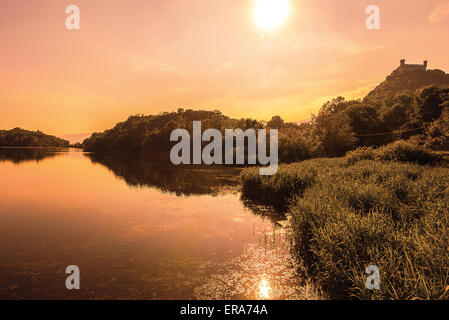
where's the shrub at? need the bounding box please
[345,147,376,164]
[345,140,443,165]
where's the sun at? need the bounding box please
[253,0,291,31]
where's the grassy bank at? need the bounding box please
[241,143,449,299]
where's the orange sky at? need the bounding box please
[1,0,449,135]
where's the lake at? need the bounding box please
[0,147,319,299]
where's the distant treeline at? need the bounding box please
[82,109,313,163]
[83,86,449,162]
[0,128,69,148]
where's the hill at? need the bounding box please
[0,128,69,147]
[365,68,449,102]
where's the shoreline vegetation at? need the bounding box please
[241,142,449,299]
[0,128,69,148]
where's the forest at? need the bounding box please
[0,128,69,148]
[82,84,449,163]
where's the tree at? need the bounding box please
[415,86,444,123]
[267,116,285,128]
[312,97,357,157]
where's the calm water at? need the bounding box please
[0,148,319,300]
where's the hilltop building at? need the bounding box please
[396,59,428,73]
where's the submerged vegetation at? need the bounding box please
[241,145,449,299]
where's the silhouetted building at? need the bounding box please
[397,59,427,73]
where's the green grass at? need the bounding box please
[241,157,449,299]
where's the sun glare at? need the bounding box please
[253,0,290,31]
[256,276,272,299]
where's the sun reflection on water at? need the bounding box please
[256,275,272,299]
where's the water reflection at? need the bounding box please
[257,276,272,299]
[0,148,321,300]
[0,147,66,164]
[86,153,241,196]
[241,199,287,222]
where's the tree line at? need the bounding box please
[0,128,69,148]
[82,85,449,163]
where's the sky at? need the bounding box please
[1,0,449,135]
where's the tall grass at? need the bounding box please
[241,161,320,209]
[345,140,443,165]
[241,157,449,299]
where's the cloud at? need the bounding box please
[429,1,449,23]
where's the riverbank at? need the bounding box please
[241,145,449,299]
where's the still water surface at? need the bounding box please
[0,148,319,299]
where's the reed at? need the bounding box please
[241,156,449,299]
